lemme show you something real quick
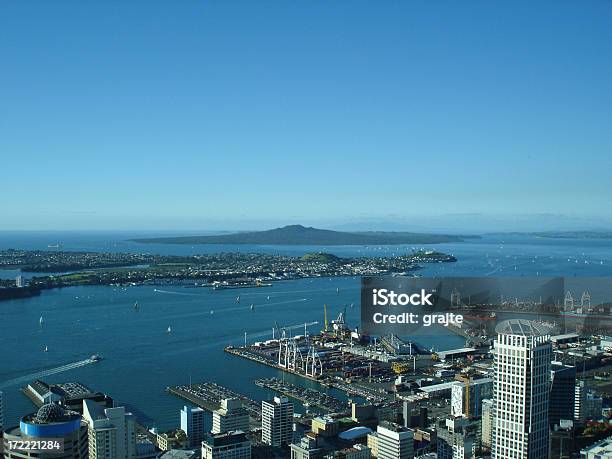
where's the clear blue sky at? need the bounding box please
[2,0,611,231]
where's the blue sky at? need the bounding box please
[1,1,611,231]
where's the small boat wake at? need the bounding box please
[0,357,100,390]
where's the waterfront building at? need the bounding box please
[82,400,136,459]
[261,396,293,447]
[2,403,88,459]
[580,436,612,459]
[491,319,552,459]
[15,275,24,288]
[180,406,205,448]
[201,430,251,459]
[212,399,248,435]
[549,362,576,426]
[376,421,414,459]
[436,417,478,459]
[480,399,494,450]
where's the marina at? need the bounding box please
[254,377,349,414]
[167,382,262,420]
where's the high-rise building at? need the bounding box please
[376,421,414,459]
[82,399,136,459]
[575,380,604,422]
[491,319,552,459]
[480,399,494,450]
[2,403,88,459]
[15,276,24,288]
[201,430,251,459]
[450,377,493,418]
[212,399,249,435]
[261,396,293,448]
[180,405,205,448]
[549,362,576,426]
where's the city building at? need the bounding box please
[82,399,136,459]
[212,399,249,435]
[15,275,24,288]
[261,396,293,447]
[549,421,574,459]
[376,421,414,459]
[201,430,251,459]
[335,444,371,459]
[575,380,604,422]
[289,432,324,459]
[450,377,493,418]
[366,432,379,458]
[580,436,612,459]
[491,319,552,459]
[2,403,88,459]
[480,399,494,450]
[436,417,478,459]
[310,416,339,438]
[179,405,205,448]
[549,362,576,426]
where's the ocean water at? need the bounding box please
[1,232,611,429]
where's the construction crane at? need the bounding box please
[323,304,329,332]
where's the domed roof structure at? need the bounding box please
[35,403,66,423]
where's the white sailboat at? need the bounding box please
[39,315,44,326]
[44,345,48,352]
[166,326,172,334]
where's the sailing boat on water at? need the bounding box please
[236,295,240,303]
[134,301,139,310]
[39,315,44,326]
[166,326,172,334]
[43,345,48,352]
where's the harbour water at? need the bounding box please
[1,232,612,429]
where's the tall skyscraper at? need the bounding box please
[549,362,576,426]
[261,396,293,448]
[2,403,88,459]
[376,421,414,459]
[491,319,552,459]
[180,405,205,448]
[212,399,249,435]
[82,399,136,459]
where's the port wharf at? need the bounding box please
[167,382,261,420]
[255,378,349,414]
[225,345,387,404]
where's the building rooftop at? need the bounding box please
[495,319,554,336]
